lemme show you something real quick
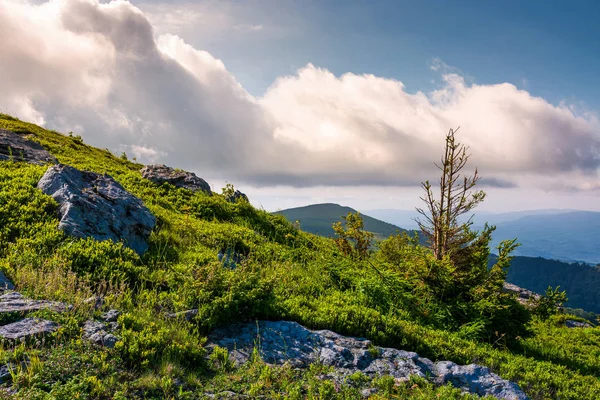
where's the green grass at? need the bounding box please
[1,113,600,399]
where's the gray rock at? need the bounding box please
[140,164,211,194]
[226,190,248,203]
[360,388,378,398]
[502,283,540,306]
[0,292,69,314]
[0,364,10,384]
[0,129,57,165]
[0,362,28,384]
[0,318,59,340]
[83,319,120,348]
[37,164,156,255]
[0,271,14,292]
[565,319,592,328]
[207,321,528,400]
[167,309,198,321]
[433,361,528,400]
[101,309,120,322]
[83,296,104,311]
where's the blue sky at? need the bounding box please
[141,0,600,110]
[2,0,600,212]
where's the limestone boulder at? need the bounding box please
[140,164,211,194]
[0,129,57,165]
[37,164,156,255]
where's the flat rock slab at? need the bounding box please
[141,164,211,194]
[0,318,58,341]
[37,164,156,255]
[0,129,57,165]
[207,321,528,400]
[502,283,540,306]
[0,292,69,314]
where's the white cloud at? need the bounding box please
[0,0,599,194]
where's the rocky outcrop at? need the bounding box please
[502,283,540,306]
[140,164,211,194]
[0,318,58,341]
[207,321,528,400]
[37,164,156,255]
[0,292,69,314]
[226,190,248,203]
[0,129,57,165]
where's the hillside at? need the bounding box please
[0,114,600,398]
[274,203,416,240]
[503,256,600,314]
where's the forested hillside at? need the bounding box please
[501,256,600,313]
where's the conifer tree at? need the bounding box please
[416,127,486,262]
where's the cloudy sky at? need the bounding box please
[1,0,600,213]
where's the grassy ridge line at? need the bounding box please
[0,114,599,399]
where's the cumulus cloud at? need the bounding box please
[0,0,599,192]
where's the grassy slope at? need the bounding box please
[274,203,416,240]
[0,114,599,399]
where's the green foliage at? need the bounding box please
[532,286,568,320]
[117,311,205,369]
[332,212,374,260]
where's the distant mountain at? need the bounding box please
[274,203,415,240]
[485,211,600,264]
[490,255,600,314]
[364,208,581,230]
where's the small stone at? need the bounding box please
[82,320,120,348]
[565,320,592,328]
[83,320,106,337]
[83,296,104,311]
[167,309,198,321]
[102,333,119,348]
[101,309,120,322]
[0,318,58,341]
[0,271,15,292]
[0,362,28,384]
[361,388,378,398]
[226,190,249,203]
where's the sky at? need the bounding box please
[1,0,599,213]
